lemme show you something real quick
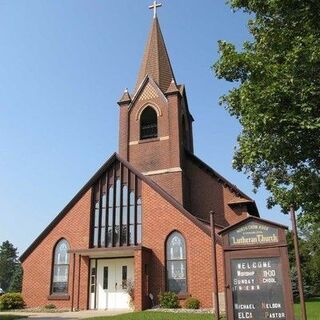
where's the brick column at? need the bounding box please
[134,249,143,311]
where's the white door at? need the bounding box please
[96,258,134,310]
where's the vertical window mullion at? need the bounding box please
[126,171,131,246]
[134,175,138,246]
[98,179,103,248]
[112,165,117,247]
[119,163,123,246]
[104,171,109,248]
[90,187,95,248]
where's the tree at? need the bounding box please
[8,264,23,293]
[286,224,320,297]
[0,241,20,292]
[213,0,320,223]
[300,223,320,295]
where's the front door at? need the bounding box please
[95,258,134,310]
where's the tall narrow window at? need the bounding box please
[52,239,70,294]
[90,267,96,293]
[91,162,142,249]
[103,267,108,290]
[122,265,128,289]
[140,106,158,140]
[107,186,114,247]
[166,232,187,294]
[136,198,142,244]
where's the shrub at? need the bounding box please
[158,291,179,309]
[0,293,25,310]
[44,303,56,309]
[185,297,200,309]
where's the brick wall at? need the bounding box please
[141,181,225,309]
[22,189,92,309]
[185,158,249,226]
[121,80,188,206]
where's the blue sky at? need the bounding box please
[0,0,291,255]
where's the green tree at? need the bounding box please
[300,223,320,295]
[213,0,320,223]
[286,224,320,297]
[8,264,23,293]
[0,241,20,292]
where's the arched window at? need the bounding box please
[166,232,187,294]
[140,106,158,140]
[52,239,70,294]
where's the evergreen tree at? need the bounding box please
[8,264,23,293]
[0,241,19,291]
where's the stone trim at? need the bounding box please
[129,135,169,145]
[142,167,182,176]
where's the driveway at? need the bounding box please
[2,309,130,319]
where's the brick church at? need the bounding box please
[21,4,259,312]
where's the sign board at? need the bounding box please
[229,221,279,246]
[219,217,294,320]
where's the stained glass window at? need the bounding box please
[166,232,187,294]
[52,239,69,294]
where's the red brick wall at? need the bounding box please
[121,80,187,206]
[141,181,225,308]
[22,189,92,309]
[185,158,249,226]
[147,172,183,205]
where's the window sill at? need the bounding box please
[139,137,160,144]
[47,294,70,301]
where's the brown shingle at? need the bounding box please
[135,17,175,93]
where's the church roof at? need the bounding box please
[135,17,175,94]
[185,150,259,217]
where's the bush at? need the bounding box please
[44,303,56,309]
[0,293,25,310]
[185,297,200,309]
[158,291,179,309]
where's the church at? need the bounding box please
[21,3,259,312]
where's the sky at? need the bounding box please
[0,0,291,256]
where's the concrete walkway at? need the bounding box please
[1,309,130,319]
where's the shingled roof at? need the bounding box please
[135,17,175,94]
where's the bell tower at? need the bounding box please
[117,3,194,205]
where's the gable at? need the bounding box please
[130,75,167,108]
[20,153,209,262]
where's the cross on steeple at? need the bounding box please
[149,1,162,19]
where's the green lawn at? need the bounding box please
[86,297,320,320]
[86,312,217,320]
[294,297,320,320]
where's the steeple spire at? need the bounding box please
[135,12,175,94]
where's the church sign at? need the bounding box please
[228,221,279,246]
[219,217,294,320]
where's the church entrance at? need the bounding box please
[89,258,134,310]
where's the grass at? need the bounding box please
[86,297,320,320]
[294,297,320,320]
[86,312,217,320]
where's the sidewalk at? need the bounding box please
[1,309,130,319]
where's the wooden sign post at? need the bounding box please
[219,217,294,320]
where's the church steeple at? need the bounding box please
[117,3,194,206]
[135,16,175,93]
